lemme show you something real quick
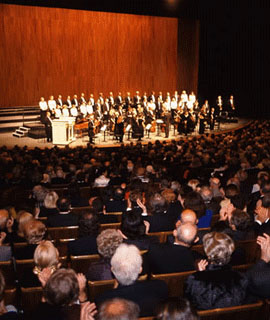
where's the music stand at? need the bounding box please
[145,123,152,139]
[100,125,107,142]
[156,119,163,136]
[125,124,132,140]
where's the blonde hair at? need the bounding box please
[24,219,46,244]
[44,191,59,209]
[16,211,34,238]
[33,240,60,274]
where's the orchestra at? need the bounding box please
[39,91,236,142]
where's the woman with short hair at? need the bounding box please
[184,232,249,310]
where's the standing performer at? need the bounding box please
[65,96,72,108]
[39,97,48,123]
[209,107,216,130]
[216,95,223,115]
[44,111,53,142]
[102,98,111,124]
[198,106,207,135]
[180,107,194,136]
[162,98,171,138]
[114,113,124,143]
[228,95,236,118]
[88,115,95,144]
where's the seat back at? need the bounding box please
[198,300,265,320]
[88,279,117,301]
[236,239,260,263]
[151,270,195,297]
[100,223,121,231]
[47,226,79,241]
[0,260,16,288]
[4,287,17,306]
[21,286,43,317]
[148,231,174,243]
[70,254,101,274]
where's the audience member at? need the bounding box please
[97,298,139,320]
[0,270,18,319]
[86,229,123,281]
[96,243,168,317]
[47,197,78,227]
[147,222,201,274]
[68,211,99,256]
[185,232,249,310]
[155,297,199,320]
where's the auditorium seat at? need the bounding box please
[47,226,79,241]
[0,260,16,288]
[151,270,195,297]
[147,231,173,243]
[197,300,265,320]
[21,286,43,317]
[70,254,101,274]
[100,223,121,231]
[4,287,17,307]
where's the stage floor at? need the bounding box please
[0,118,251,149]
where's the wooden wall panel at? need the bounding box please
[178,19,200,95]
[0,4,198,107]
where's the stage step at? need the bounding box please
[12,132,24,138]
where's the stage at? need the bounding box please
[0,118,252,149]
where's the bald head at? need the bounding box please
[180,209,197,225]
[98,298,140,320]
[175,222,198,247]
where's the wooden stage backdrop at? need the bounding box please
[0,4,199,107]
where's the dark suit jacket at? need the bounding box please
[14,243,38,260]
[68,235,98,256]
[246,259,270,298]
[147,242,202,274]
[96,280,168,317]
[86,259,113,281]
[143,213,176,232]
[47,212,79,227]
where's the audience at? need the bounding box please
[1,120,270,316]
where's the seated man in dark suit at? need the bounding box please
[147,222,202,274]
[96,243,168,317]
[246,233,270,298]
[47,197,79,227]
[68,210,99,256]
[105,187,127,213]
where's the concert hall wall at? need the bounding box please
[0,4,199,108]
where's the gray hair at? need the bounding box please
[111,244,142,286]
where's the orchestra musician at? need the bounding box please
[216,95,223,115]
[124,92,132,110]
[172,91,179,103]
[114,112,124,143]
[39,97,48,123]
[208,107,216,130]
[156,96,163,119]
[48,96,56,114]
[65,96,72,108]
[86,100,94,116]
[162,98,171,138]
[102,98,111,123]
[54,104,62,119]
[148,91,155,103]
[44,111,53,142]
[133,91,141,109]
[71,95,79,107]
[56,95,63,107]
[89,94,95,109]
[98,93,104,105]
[79,102,87,119]
[170,96,178,119]
[180,90,188,104]
[179,107,194,136]
[88,114,95,144]
[198,106,207,135]
[108,92,115,108]
[115,92,123,107]
[62,105,69,117]
[79,93,87,105]
[94,103,103,133]
[228,95,236,118]
[70,104,79,118]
